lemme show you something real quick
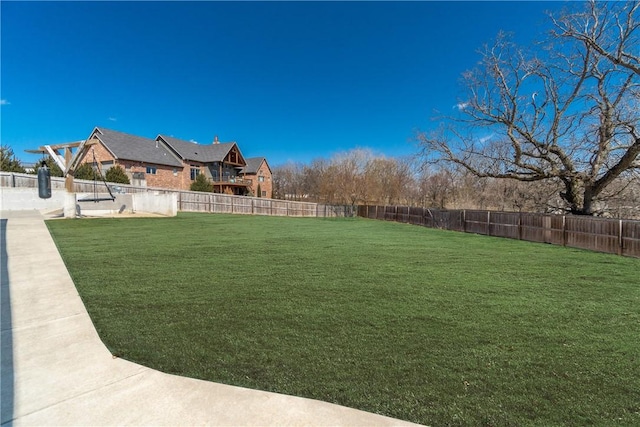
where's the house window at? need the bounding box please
[173,168,178,176]
[146,166,157,175]
[190,167,200,180]
[258,175,265,182]
[262,191,267,197]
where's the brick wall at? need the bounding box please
[246,160,273,198]
[127,162,184,189]
[81,137,114,165]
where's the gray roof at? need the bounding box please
[240,157,269,174]
[92,128,183,167]
[158,135,242,164]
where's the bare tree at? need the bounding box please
[272,162,307,200]
[302,158,330,202]
[328,149,372,206]
[364,156,415,205]
[416,167,456,209]
[417,1,640,215]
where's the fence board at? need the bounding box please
[566,216,620,254]
[465,210,490,235]
[489,212,519,239]
[408,206,424,226]
[622,220,640,257]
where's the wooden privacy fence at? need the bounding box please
[1,172,354,218]
[358,205,640,258]
[176,191,354,217]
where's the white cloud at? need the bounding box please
[454,102,469,111]
[0,99,10,105]
[108,117,117,121]
[479,133,495,144]
[189,139,199,144]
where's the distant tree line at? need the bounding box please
[272,148,639,219]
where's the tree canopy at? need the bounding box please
[73,162,100,181]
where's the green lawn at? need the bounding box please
[47,213,640,426]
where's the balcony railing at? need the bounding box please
[211,177,251,186]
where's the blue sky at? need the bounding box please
[1,1,563,167]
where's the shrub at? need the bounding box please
[74,163,100,180]
[190,173,213,192]
[33,157,63,177]
[105,165,130,184]
[0,145,26,173]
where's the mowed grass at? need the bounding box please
[47,213,640,426]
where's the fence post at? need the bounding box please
[462,210,467,233]
[518,212,522,240]
[11,173,16,188]
[487,211,491,236]
[562,216,567,246]
[619,219,624,256]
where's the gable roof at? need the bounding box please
[241,157,271,175]
[90,127,183,167]
[158,135,245,164]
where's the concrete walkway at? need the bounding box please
[0,210,420,426]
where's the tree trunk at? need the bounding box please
[561,178,594,215]
[581,186,594,216]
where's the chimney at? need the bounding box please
[213,135,219,144]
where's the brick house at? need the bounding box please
[240,157,273,198]
[83,127,184,189]
[79,127,272,197]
